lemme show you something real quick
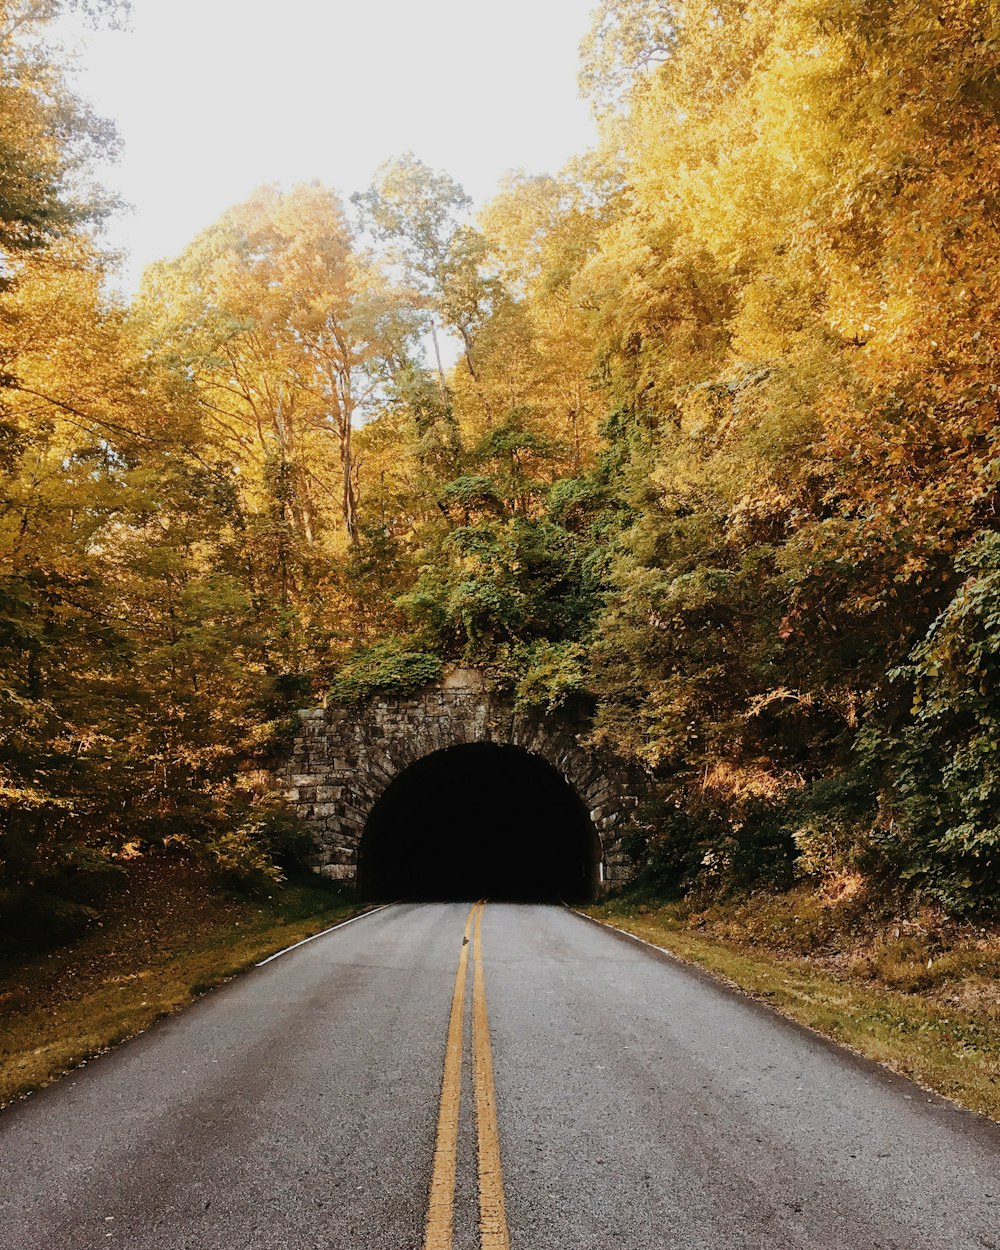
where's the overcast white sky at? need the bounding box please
[57,0,600,290]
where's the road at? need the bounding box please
[1,902,999,1249]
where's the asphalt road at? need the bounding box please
[2,902,999,1249]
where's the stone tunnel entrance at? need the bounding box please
[280,671,640,895]
[357,743,601,902]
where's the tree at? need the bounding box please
[578,0,677,110]
[477,166,615,470]
[354,154,497,385]
[578,0,1000,905]
[138,184,412,566]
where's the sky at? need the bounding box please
[56,0,600,291]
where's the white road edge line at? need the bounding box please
[255,903,392,967]
[570,910,701,966]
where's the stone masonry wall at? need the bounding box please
[279,669,641,892]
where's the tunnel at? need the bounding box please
[357,743,601,902]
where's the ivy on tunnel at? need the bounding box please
[357,743,601,903]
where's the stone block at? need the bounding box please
[317,863,355,882]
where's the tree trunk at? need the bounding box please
[338,385,358,543]
[430,319,450,398]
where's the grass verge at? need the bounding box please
[0,859,364,1108]
[585,889,1000,1122]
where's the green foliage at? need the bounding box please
[513,641,588,711]
[438,475,504,518]
[865,533,1000,912]
[329,641,443,704]
[398,510,600,663]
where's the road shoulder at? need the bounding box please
[0,863,369,1108]
[577,899,1000,1125]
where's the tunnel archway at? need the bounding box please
[358,743,602,902]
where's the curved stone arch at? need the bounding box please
[280,669,640,893]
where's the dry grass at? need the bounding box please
[586,887,1000,1122]
[0,860,362,1107]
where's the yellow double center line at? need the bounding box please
[424,902,510,1250]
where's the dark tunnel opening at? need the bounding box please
[357,743,601,903]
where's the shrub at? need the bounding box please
[329,641,443,704]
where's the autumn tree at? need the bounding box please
[354,154,500,387]
[138,185,415,572]
[573,0,1000,908]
